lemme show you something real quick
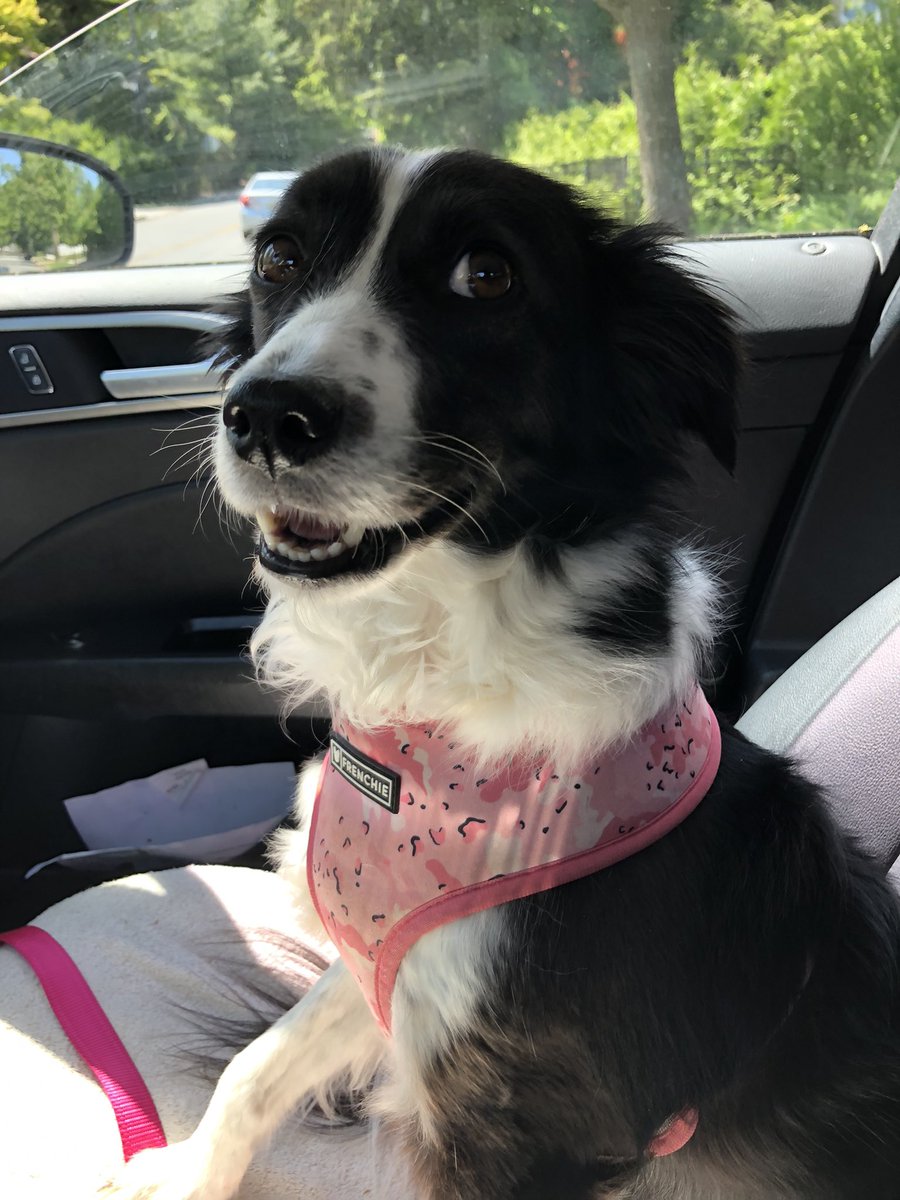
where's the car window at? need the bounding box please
[1,0,898,273]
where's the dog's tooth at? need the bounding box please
[282,545,311,563]
[261,530,279,551]
[276,541,294,557]
[309,546,328,562]
[256,508,279,535]
[326,541,346,558]
[342,521,366,548]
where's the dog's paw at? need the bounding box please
[98,1142,240,1200]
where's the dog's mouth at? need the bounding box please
[255,506,413,581]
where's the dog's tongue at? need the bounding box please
[282,510,342,545]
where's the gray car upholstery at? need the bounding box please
[737,574,900,870]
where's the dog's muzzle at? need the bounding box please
[220,375,440,584]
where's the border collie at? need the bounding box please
[106,148,900,1200]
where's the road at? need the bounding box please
[131,198,250,267]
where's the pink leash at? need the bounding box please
[0,925,167,1160]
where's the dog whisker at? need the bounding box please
[151,437,210,457]
[154,413,218,435]
[406,433,507,495]
[161,449,206,482]
[193,474,220,538]
[372,473,490,546]
[155,415,218,451]
[158,440,206,468]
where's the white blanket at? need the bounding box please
[0,865,415,1198]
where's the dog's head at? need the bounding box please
[212,147,739,593]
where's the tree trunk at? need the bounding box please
[599,0,694,233]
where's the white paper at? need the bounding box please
[64,760,297,851]
[25,814,285,879]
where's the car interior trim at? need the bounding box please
[0,393,221,430]
[0,310,227,336]
[0,311,226,424]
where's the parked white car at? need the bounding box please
[239,171,299,239]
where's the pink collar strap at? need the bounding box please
[0,924,167,1160]
[309,684,720,1038]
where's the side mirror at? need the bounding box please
[0,134,133,273]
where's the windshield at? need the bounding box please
[1,0,898,270]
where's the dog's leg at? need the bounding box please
[100,957,384,1200]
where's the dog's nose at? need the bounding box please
[222,379,342,467]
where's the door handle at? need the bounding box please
[100,357,224,400]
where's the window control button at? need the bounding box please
[8,345,54,395]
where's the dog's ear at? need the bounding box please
[594,226,742,474]
[199,289,255,379]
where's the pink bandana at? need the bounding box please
[309,685,720,1034]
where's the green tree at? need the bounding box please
[0,151,72,256]
[3,0,896,239]
[0,93,122,165]
[509,0,900,235]
[0,0,45,76]
[762,3,900,199]
[280,0,623,151]
[595,0,694,230]
[504,93,642,219]
[5,0,630,202]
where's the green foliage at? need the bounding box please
[0,0,897,240]
[776,184,894,232]
[279,0,624,152]
[676,45,803,232]
[0,93,121,165]
[762,4,900,199]
[679,0,820,72]
[509,0,900,234]
[504,93,641,220]
[3,0,626,202]
[0,0,45,75]
[0,146,118,261]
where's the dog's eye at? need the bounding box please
[256,236,304,285]
[449,249,513,300]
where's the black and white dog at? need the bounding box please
[107,148,900,1200]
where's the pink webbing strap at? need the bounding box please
[0,925,167,1160]
[647,1108,698,1157]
